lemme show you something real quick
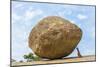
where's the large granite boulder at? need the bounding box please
[28,16,82,59]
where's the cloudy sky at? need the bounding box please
[12,1,96,61]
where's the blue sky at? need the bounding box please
[12,1,96,61]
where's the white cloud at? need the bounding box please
[12,8,43,23]
[15,4,23,8]
[70,20,75,24]
[58,10,72,17]
[24,8,43,21]
[77,14,87,20]
[62,5,74,9]
[12,13,21,23]
[12,14,21,20]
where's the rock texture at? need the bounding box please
[29,16,82,59]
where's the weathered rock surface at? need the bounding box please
[29,16,82,59]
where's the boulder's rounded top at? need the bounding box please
[39,16,71,24]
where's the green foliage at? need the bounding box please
[23,53,41,61]
[33,56,41,61]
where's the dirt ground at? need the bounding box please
[11,55,95,66]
